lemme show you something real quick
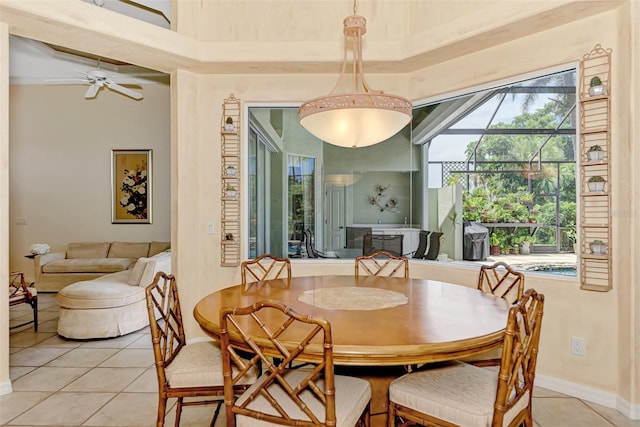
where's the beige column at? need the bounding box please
[0,21,12,395]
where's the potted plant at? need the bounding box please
[520,236,534,255]
[587,175,606,192]
[590,239,607,255]
[225,183,237,198]
[225,165,236,176]
[588,76,607,97]
[489,233,501,255]
[224,116,235,132]
[587,145,604,161]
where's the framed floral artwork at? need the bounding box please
[111,149,152,224]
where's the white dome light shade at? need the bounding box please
[298,3,412,149]
[299,93,412,148]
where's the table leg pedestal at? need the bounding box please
[336,366,406,427]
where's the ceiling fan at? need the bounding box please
[77,65,143,100]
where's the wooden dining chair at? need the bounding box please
[355,250,409,278]
[145,272,256,427]
[241,253,291,286]
[220,299,372,427]
[464,262,525,367]
[388,288,544,427]
[9,271,38,331]
[478,261,525,304]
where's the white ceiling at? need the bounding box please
[9,0,170,85]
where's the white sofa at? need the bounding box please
[35,241,170,292]
[56,251,171,339]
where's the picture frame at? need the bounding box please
[111,149,152,224]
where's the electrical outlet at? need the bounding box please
[571,336,585,356]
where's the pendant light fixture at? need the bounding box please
[299,0,412,149]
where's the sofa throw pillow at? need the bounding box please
[67,242,110,259]
[127,257,149,286]
[108,242,150,259]
[148,241,171,257]
[139,253,172,288]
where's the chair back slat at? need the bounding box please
[493,288,544,425]
[241,254,291,286]
[220,300,336,426]
[477,261,524,304]
[355,250,409,278]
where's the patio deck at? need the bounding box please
[470,252,577,271]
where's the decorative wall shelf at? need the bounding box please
[578,44,612,292]
[220,94,241,267]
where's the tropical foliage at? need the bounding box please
[460,81,577,251]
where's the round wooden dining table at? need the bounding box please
[193,275,510,426]
[193,275,510,367]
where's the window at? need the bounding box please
[247,68,577,276]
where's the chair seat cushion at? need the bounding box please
[42,258,135,274]
[57,271,144,309]
[236,368,371,427]
[389,361,529,427]
[166,341,257,389]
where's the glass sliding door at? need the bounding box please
[248,126,269,258]
[287,154,315,257]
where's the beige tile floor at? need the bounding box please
[4,293,640,426]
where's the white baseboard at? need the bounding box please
[536,374,640,420]
[0,380,12,396]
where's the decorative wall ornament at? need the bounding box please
[369,184,399,213]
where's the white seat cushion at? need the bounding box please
[389,361,529,427]
[235,368,371,427]
[165,341,257,388]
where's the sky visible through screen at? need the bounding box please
[427,94,553,188]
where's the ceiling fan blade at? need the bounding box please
[105,80,143,100]
[84,83,100,99]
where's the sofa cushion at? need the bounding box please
[67,242,110,259]
[57,271,145,309]
[42,258,135,274]
[148,241,171,257]
[108,242,150,259]
[127,257,150,286]
[139,252,172,288]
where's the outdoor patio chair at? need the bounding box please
[241,254,291,287]
[220,299,371,426]
[346,226,372,251]
[9,271,37,331]
[355,250,409,278]
[362,233,403,257]
[303,229,337,258]
[145,272,256,427]
[412,230,430,259]
[388,288,544,427]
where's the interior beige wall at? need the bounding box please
[170,9,633,408]
[1,0,638,414]
[8,84,171,282]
